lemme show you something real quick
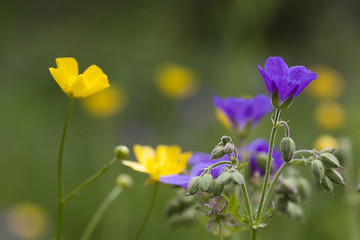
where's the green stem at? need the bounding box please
[251,228,258,240]
[255,109,281,224]
[56,98,75,240]
[241,183,254,225]
[80,186,123,240]
[64,157,119,203]
[261,163,288,216]
[219,219,223,240]
[132,181,159,240]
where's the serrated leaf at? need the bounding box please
[237,161,249,172]
[228,194,243,222]
[260,207,274,223]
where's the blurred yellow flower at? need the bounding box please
[314,134,339,151]
[6,203,49,239]
[122,145,192,180]
[307,66,343,99]
[315,101,345,130]
[82,85,126,118]
[215,108,231,131]
[49,57,110,98]
[155,63,198,99]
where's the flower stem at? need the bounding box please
[241,183,254,225]
[260,163,288,216]
[63,156,119,203]
[251,228,258,240]
[80,186,123,240]
[56,98,75,240]
[132,181,159,240]
[255,109,281,225]
[219,219,223,240]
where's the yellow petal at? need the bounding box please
[81,65,110,97]
[155,145,181,165]
[122,160,148,173]
[70,76,89,98]
[134,145,155,167]
[55,57,79,77]
[49,67,72,94]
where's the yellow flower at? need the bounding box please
[155,63,198,99]
[315,101,345,130]
[49,57,110,98]
[314,134,339,151]
[122,145,192,181]
[307,66,343,99]
[6,202,49,239]
[215,108,231,131]
[82,85,126,118]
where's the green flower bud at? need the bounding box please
[280,137,296,162]
[276,197,288,213]
[187,176,200,195]
[114,145,130,159]
[312,160,325,182]
[210,145,226,160]
[255,153,268,170]
[200,173,214,193]
[321,153,341,168]
[321,176,334,194]
[216,171,232,185]
[320,147,336,154]
[325,169,345,185]
[230,170,244,185]
[212,182,225,196]
[116,174,133,188]
[277,179,299,203]
[224,142,235,154]
[221,136,232,145]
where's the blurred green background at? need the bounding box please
[1,0,360,239]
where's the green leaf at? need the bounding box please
[237,160,249,172]
[228,194,243,222]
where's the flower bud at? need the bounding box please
[312,160,325,182]
[221,136,232,145]
[277,179,299,203]
[200,173,214,193]
[325,169,345,185]
[224,142,235,154]
[320,147,336,154]
[255,153,268,170]
[276,197,288,213]
[280,137,296,162]
[212,182,225,197]
[114,145,130,159]
[230,170,244,185]
[210,145,226,160]
[321,153,341,168]
[116,174,133,188]
[321,176,334,194]
[187,176,200,195]
[216,171,232,185]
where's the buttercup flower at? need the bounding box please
[213,94,272,136]
[82,85,126,118]
[314,135,338,151]
[49,57,110,98]
[258,57,317,109]
[155,63,198,99]
[122,145,192,181]
[315,101,345,130]
[160,152,240,188]
[245,138,283,175]
[307,66,343,99]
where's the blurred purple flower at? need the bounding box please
[258,57,317,106]
[213,94,272,135]
[245,138,283,175]
[160,152,240,188]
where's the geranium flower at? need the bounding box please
[160,152,240,188]
[245,138,283,175]
[213,94,272,137]
[258,57,317,108]
[49,57,110,98]
[122,145,192,181]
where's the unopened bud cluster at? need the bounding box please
[210,136,236,160]
[311,150,344,194]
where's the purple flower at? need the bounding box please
[213,94,272,136]
[160,152,240,188]
[258,57,317,109]
[245,138,283,175]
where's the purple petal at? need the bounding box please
[258,66,274,95]
[159,174,191,188]
[264,57,289,78]
[272,76,299,102]
[289,66,317,97]
[188,152,211,165]
[252,94,273,125]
